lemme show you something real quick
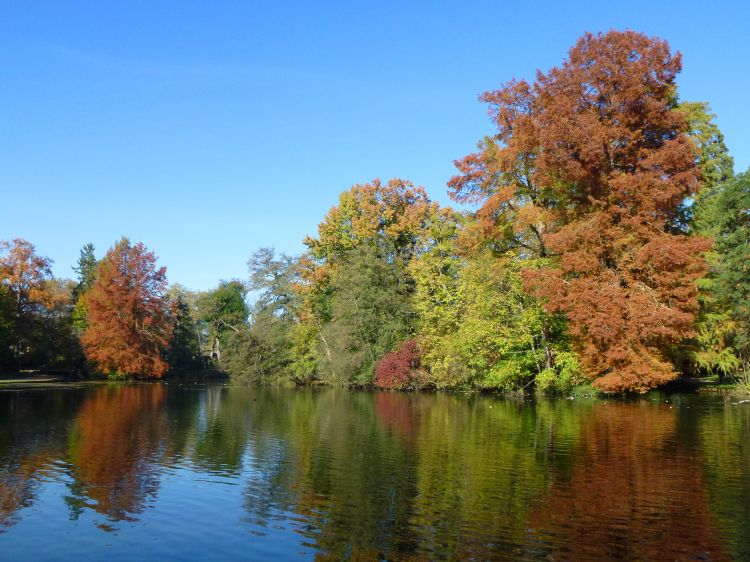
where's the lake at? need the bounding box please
[1,383,748,561]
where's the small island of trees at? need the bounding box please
[1,30,748,393]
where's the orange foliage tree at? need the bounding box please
[82,238,174,378]
[0,239,61,368]
[450,31,708,392]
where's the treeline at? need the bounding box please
[1,30,748,392]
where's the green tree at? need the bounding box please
[294,179,437,383]
[238,248,301,384]
[414,246,579,391]
[707,172,750,381]
[0,284,14,369]
[686,104,743,380]
[681,101,735,233]
[196,280,250,345]
[166,285,202,375]
[196,280,250,376]
[317,243,414,385]
[71,243,98,333]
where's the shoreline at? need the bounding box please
[2,371,748,396]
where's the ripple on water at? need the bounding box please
[0,386,748,560]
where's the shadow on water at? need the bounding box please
[0,384,748,560]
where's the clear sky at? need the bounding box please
[2,0,748,290]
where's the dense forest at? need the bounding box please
[2,30,748,393]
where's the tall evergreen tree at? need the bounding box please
[71,243,98,333]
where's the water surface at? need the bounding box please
[1,384,748,560]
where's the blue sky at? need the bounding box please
[2,1,748,290]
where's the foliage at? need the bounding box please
[535,351,583,394]
[313,244,414,385]
[681,101,735,232]
[165,285,202,375]
[295,179,434,385]
[304,177,438,268]
[4,30,749,392]
[220,248,303,384]
[683,102,737,379]
[450,31,708,392]
[71,243,98,333]
[694,171,750,382]
[196,280,249,348]
[374,339,421,390]
[413,246,576,391]
[82,238,174,378]
[0,284,13,368]
[0,239,68,370]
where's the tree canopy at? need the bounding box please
[81,238,174,378]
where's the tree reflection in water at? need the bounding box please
[0,385,748,560]
[526,402,729,561]
[65,385,166,524]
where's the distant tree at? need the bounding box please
[0,239,61,370]
[166,285,202,375]
[195,280,250,376]
[196,280,249,344]
[82,238,174,378]
[231,248,302,384]
[296,179,435,383]
[33,278,83,371]
[450,31,708,392]
[304,178,438,268]
[248,247,299,320]
[317,243,414,385]
[681,101,735,231]
[71,243,98,333]
[0,284,13,368]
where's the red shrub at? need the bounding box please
[374,339,420,389]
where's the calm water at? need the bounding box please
[1,384,748,561]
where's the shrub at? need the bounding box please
[374,339,421,389]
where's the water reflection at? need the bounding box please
[65,385,166,523]
[0,384,748,560]
[527,402,729,560]
[1,388,84,531]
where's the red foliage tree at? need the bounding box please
[374,339,421,389]
[82,238,174,378]
[450,31,709,392]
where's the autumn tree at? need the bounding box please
[450,31,708,392]
[82,238,174,378]
[0,239,63,370]
[304,178,438,268]
[296,178,436,383]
